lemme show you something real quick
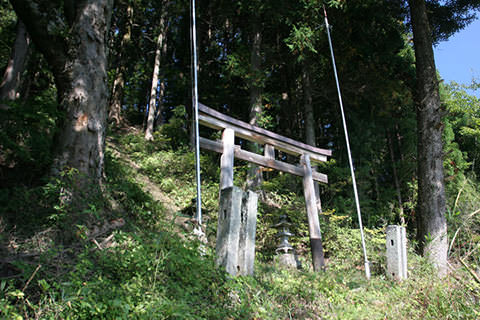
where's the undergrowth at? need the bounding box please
[1,131,479,319]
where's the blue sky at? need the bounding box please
[434,17,480,86]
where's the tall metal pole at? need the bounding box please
[323,6,370,279]
[190,0,202,226]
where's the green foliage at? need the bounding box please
[442,81,480,178]
[439,81,480,267]
[158,105,190,149]
[443,118,470,191]
[321,211,386,274]
[46,232,232,320]
[0,1,16,70]
[0,88,60,185]
[105,150,165,226]
[445,176,480,264]
[285,24,319,59]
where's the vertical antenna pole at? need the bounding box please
[190,0,202,225]
[323,6,370,279]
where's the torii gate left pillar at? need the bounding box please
[215,128,258,276]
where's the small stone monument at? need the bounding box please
[274,215,298,269]
[386,225,407,280]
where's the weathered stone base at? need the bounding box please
[216,187,258,276]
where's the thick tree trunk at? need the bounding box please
[11,0,114,186]
[409,0,448,276]
[145,4,168,141]
[0,20,30,105]
[246,19,264,191]
[53,1,113,184]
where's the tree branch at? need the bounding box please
[9,0,69,83]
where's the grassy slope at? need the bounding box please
[1,131,479,319]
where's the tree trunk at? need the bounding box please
[0,20,30,106]
[302,63,322,212]
[302,63,325,267]
[109,3,133,127]
[53,2,113,184]
[302,65,315,148]
[145,3,168,141]
[109,65,126,126]
[11,0,114,187]
[246,18,264,191]
[409,0,448,276]
[387,130,405,225]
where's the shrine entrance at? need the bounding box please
[198,103,331,275]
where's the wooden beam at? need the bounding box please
[198,113,328,163]
[199,137,328,184]
[199,103,332,157]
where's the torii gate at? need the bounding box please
[198,103,331,274]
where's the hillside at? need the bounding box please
[2,0,480,318]
[1,130,479,319]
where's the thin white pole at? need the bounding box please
[323,6,370,279]
[190,0,202,225]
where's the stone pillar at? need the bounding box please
[216,187,242,275]
[216,187,258,276]
[386,225,407,280]
[237,190,258,276]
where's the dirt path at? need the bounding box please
[106,139,180,218]
[106,138,206,239]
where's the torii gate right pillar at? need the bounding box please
[301,154,325,271]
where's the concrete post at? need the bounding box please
[386,225,407,280]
